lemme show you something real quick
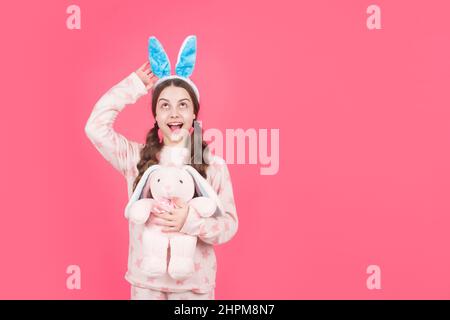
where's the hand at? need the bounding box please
[150,198,190,233]
[135,61,158,90]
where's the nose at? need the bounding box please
[163,185,172,192]
[169,107,181,118]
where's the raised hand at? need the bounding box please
[135,61,158,90]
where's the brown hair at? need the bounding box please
[132,78,210,192]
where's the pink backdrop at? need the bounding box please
[1,0,449,299]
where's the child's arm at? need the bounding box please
[84,71,148,177]
[180,160,239,245]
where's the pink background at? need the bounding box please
[1,0,449,299]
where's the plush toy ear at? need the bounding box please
[175,35,197,78]
[183,165,225,216]
[141,171,156,199]
[148,36,171,78]
[124,164,161,219]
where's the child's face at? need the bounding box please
[155,85,196,145]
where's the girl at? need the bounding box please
[85,61,238,300]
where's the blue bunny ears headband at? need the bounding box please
[148,35,200,101]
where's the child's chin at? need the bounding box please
[170,128,190,142]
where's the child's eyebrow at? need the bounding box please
[158,98,191,103]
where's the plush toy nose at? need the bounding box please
[163,185,172,192]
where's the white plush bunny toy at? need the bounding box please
[124,146,223,280]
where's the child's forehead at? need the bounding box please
[159,86,191,102]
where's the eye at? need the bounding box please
[180,102,188,108]
[179,180,183,184]
[157,178,161,182]
[161,103,169,109]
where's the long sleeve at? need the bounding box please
[180,159,239,245]
[85,72,147,177]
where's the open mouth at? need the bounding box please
[167,122,184,132]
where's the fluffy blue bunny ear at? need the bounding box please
[148,36,171,78]
[175,35,197,78]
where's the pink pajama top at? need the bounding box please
[85,72,239,294]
